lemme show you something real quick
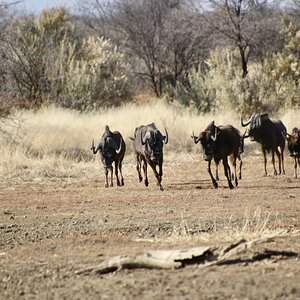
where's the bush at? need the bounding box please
[59,36,133,110]
[171,46,289,117]
[1,9,133,111]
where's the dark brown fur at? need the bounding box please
[192,121,242,189]
[130,123,168,191]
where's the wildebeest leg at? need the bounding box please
[262,147,267,176]
[215,161,219,181]
[271,150,278,175]
[158,159,163,181]
[115,160,121,186]
[109,166,113,187]
[104,168,109,188]
[207,160,218,188]
[223,157,234,189]
[238,154,242,180]
[294,157,298,178]
[230,154,238,187]
[275,148,282,175]
[280,146,285,175]
[142,158,149,187]
[104,167,113,187]
[149,161,163,191]
[119,157,124,186]
[136,155,143,182]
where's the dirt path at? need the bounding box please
[1,155,300,299]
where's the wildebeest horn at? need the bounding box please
[91,138,102,154]
[91,138,97,154]
[242,130,250,139]
[141,131,150,145]
[211,127,218,142]
[115,140,123,154]
[191,131,200,144]
[104,125,110,136]
[282,132,291,140]
[163,127,168,144]
[241,116,252,127]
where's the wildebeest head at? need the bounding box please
[142,123,168,163]
[241,113,269,142]
[192,121,220,161]
[286,127,300,157]
[91,126,122,168]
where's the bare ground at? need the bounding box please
[1,154,300,299]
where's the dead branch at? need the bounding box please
[75,230,294,276]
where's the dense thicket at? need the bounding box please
[0,0,299,116]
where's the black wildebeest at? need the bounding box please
[286,127,300,178]
[130,123,168,191]
[192,121,243,189]
[215,132,245,181]
[241,113,286,176]
[91,125,126,187]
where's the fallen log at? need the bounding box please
[75,230,294,275]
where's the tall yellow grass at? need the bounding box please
[1,99,299,181]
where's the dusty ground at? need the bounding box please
[1,153,300,300]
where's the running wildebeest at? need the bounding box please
[286,127,300,178]
[130,123,168,191]
[91,125,126,188]
[241,113,286,176]
[215,132,245,181]
[192,121,243,189]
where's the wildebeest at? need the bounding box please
[286,127,300,178]
[130,123,168,191]
[91,125,126,188]
[215,132,245,181]
[241,113,286,176]
[192,121,242,189]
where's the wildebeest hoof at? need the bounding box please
[138,176,143,182]
[145,180,149,187]
[213,182,218,188]
[229,183,234,189]
[159,185,164,191]
[105,183,109,188]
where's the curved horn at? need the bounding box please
[115,140,123,154]
[91,138,97,154]
[211,127,218,142]
[242,129,250,139]
[283,132,291,140]
[241,116,252,127]
[191,131,200,144]
[91,138,103,154]
[141,131,150,145]
[163,127,168,144]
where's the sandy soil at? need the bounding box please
[1,154,300,299]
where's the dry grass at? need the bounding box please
[1,99,299,181]
[169,208,288,245]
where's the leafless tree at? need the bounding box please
[191,0,277,77]
[79,0,209,97]
[0,1,23,138]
